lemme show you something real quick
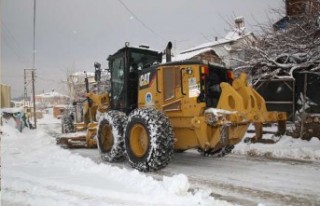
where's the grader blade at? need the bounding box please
[57,131,88,148]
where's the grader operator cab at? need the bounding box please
[96,42,287,172]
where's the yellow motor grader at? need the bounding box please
[58,69,110,149]
[93,42,287,172]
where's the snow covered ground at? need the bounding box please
[1,112,320,205]
[1,114,232,206]
[233,125,320,161]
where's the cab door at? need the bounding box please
[162,66,184,112]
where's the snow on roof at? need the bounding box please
[180,38,232,54]
[36,91,69,98]
[180,28,252,55]
[0,107,24,114]
[173,47,215,61]
[70,72,95,77]
[173,29,254,63]
[53,104,69,108]
[119,43,160,52]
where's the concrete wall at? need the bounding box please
[1,84,12,108]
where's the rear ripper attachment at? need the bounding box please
[217,73,287,144]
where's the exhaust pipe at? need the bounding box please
[165,41,173,62]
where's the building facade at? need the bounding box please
[1,84,11,108]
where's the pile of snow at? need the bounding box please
[36,90,69,98]
[234,126,320,161]
[1,119,233,206]
[38,109,61,125]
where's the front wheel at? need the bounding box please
[61,112,75,133]
[124,108,174,172]
[97,110,127,162]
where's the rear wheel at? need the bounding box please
[124,108,174,172]
[97,110,127,162]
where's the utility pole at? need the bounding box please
[32,0,37,129]
[24,69,36,128]
[31,70,37,129]
[24,69,28,106]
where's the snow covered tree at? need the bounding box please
[234,1,320,139]
[235,1,320,81]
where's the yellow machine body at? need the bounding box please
[93,43,288,172]
[79,92,109,148]
[59,92,109,148]
[137,63,286,151]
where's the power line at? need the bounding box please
[2,21,22,49]
[200,32,213,42]
[33,0,37,71]
[117,0,167,42]
[1,22,30,66]
[2,36,29,67]
[37,76,64,84]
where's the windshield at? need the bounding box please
[129,51,160,71]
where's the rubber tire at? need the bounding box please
[124,108,174,172]
[97,110,127,162]
[61,113,75,133]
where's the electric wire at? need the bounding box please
[117,0,167,42]
[1,21,30,67]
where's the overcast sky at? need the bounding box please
[1,0,284,98]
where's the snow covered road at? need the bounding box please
[2,117,320,206]
[71,148,320,206]
[44,120,320,205]
[1,121,231,206]
[163,152,320,206]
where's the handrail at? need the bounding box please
[180,68,186,95]
[156,69,161,93]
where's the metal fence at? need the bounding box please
[254,71,320,122]
[255,78,295,121]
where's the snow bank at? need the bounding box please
[1,120,233,206]
[234,127,320,161]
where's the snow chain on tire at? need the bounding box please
[61,112,75,134]
[97,110,127,162]
[124,108,174,172]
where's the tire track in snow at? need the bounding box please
[45,124,320,206]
